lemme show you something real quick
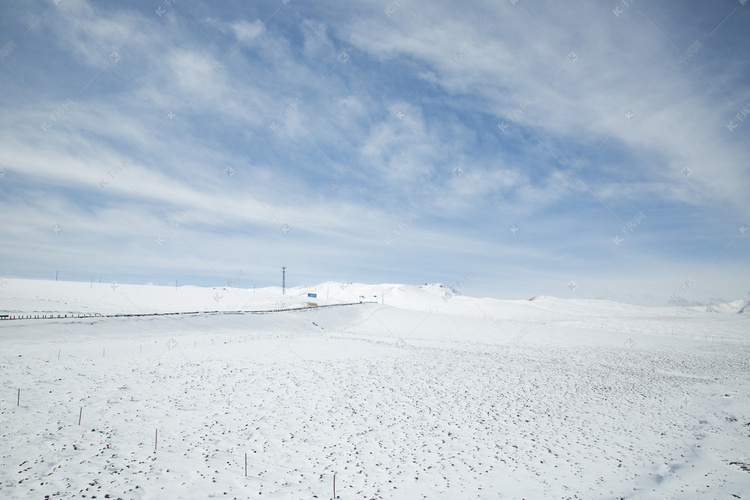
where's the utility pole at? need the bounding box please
[282,267,286,295]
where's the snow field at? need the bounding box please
[1,285,749,498]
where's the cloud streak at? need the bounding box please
[0,0,747,306]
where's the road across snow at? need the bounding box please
[1,280,749,498]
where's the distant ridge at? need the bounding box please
[528,295,555,302]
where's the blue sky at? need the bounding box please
[0,0,748,306]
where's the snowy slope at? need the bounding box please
[701,299,749,314]
[1,279,749,499]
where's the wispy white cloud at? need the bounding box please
[0,0,747,305]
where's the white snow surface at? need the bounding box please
[1,279,749,499]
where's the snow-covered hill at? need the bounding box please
[1,278,746,319]
[701,299,748,314]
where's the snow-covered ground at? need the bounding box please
[1,279,749,499]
